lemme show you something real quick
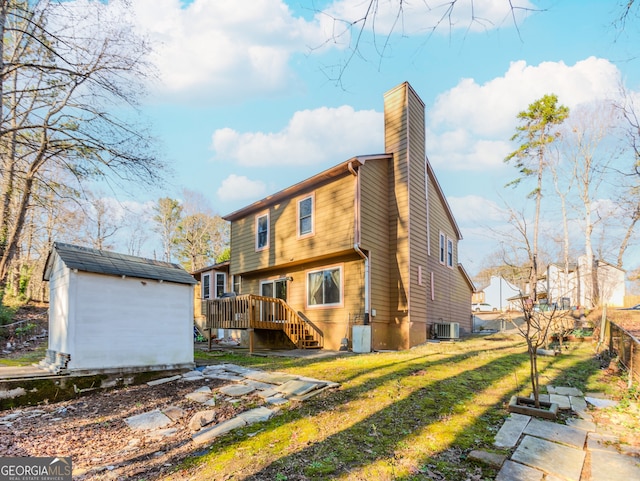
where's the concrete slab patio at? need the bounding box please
[493,386,640,481]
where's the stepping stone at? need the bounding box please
[188,410,218,431]
[566,417,596,432]
[496,460,543,481]
[511,435,585,481]
[162,406,187,421]
[186,391,212,404]
[193,386,212,393]
[549,394,571,410]
[244,371,298,384]
[523,418,587,449]
[494,413,531,448]
[569,395,587,413]
[468,449,506,468]
[238,406,274,424]
[554,386,584,396]
[192,416,247,446]
[256,388,280,399]
[590,450,640,481]
[266,396,288,406]
[244,379,278,390]
[219,363,253,375]
[587,432,619,452]
[290,385,333,401]
[147,375,182,386]
[275,379,323,398]
[182,370,204,378]
[585,396,619,408]
[125,410,172,431]
[204,373,245,382]
[219,384,255,397]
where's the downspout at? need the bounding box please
[349,161,370,325]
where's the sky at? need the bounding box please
[93,0,640,277]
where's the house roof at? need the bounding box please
[43,242,196,285]
[191,260,230,276]
[223,154,393,221]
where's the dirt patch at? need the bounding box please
[0,305,48,361]
[0,375,268,480]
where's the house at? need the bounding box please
[191,261,236,340]
[541,256,625,309]
[42,242,196,373]
[210,82,473,351]
[475,276,522,312]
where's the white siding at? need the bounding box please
[48,258,194,371]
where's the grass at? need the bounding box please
[0,343,47,366]
[168,334,621,481]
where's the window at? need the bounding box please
[215,272,226,298]
[439,232,445,265]
[447,238,454,268]
[307,266,342,307]
[256,213,269,250]
[232,275,241,294]
[202,274,211,299]
[298,195,314,237]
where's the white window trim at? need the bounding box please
[255,211,270,251]
[202,273,211,299]
[297,193,315,239]
[447,237,454,269]
[306,264,343,309]
[215,272,226,298]
[439,232,446,265]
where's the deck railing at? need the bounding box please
[204,294,323,350]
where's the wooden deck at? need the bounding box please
[204,294,323,351]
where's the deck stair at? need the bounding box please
[205,294,323,351]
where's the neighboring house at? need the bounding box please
[191,261,235,339]
[217,82,473,351]
[42,242,196,373]
[475,276,522,312]
[541,256,625,308]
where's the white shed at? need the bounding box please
[42,242,197,373]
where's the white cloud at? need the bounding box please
[327,0,534,35]
[126,0,330,102]
[428,57,624,171]
[217,175,267,203]
[448,195,506,225]
[211,106,383,167]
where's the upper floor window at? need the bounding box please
[439,232,446,265]
[447,238,454,268]
[256,212,269,251]
[307,266,342,307]
[298,195,314,237]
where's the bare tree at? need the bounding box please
[0,0,165,287]
[562,101,622,307]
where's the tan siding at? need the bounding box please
[238,254,365,350]
[359,158,392,347]
[425,172,473,334]
[383,84,410,349]
[407,85,428,346]
[230,174,356,275]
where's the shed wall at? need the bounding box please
[65,272,193,370]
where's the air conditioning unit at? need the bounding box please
[434,322,460,339]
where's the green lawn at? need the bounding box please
[174,334,617,481]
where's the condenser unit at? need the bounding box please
[434,322,460,339]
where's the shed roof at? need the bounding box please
[43,242,196,285]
